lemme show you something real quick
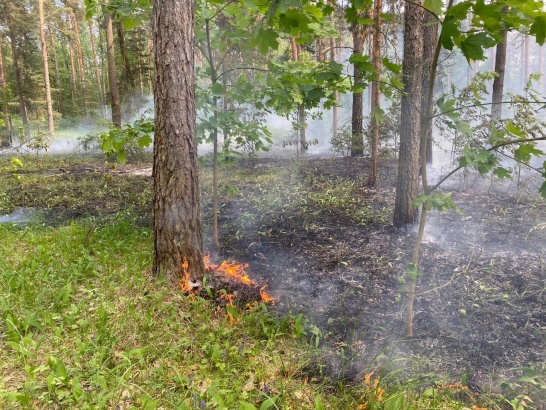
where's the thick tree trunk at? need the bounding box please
[38,0,55,136]
[103,5,122,127]
[152,0,205,283]
[393,0,425,227]
[421,11,438,165]
[491,29,507,121]
[351,19,367,156]
[88,20,106,118]
[368,0,382,186]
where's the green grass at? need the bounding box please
[0,154,528,409]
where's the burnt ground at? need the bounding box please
[210,156,546,397]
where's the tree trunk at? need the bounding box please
[49,29,62,114]
[491,28,507,121]
[539,45,544,94]
[7,22,30,138]
[0,39,11,137]
[67,37,78,109]
[103,4,122,127]
[330,38,338,141]
[71,12,87,114]
[152,0,205,283]
[351,18,367,156]
[116,22,136,114]
[38,0,55,136]
[421,11,438,165]
[523,35,529,91]
[368,0,382,186]
[393,0,425,228]
[89,19,107,118]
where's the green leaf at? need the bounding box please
[239,402,258,410]
[514,144,544,163]
[382,58,402,74]
[140,394,159,410]
[138,134,153,148]
[116,150,128,165]
[253,28,279,54]
[460,33,496,61]
[383,394,404,410]
[531,15,546,45]
[505,121,525,137]
[260,396,278,410]
[492,167,511,179]
[424,0,443,16]
[226,305,240,320]
[314,394,325,410]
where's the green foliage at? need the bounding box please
[412,193,460,213]
[100,116,154,164]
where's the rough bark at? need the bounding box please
[421,11,438,165]
[368,0,382,186]
[350,17,368,157]
[152,0,205,283]
[88,19,106,118]
[393,0,425,227]
[103,4,121,127]
[38,0,55,136]
[491,29,507,121]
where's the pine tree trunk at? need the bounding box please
[70,12,87,115]
[351,18,367,157]
[421,11,438,165]
[7,16,30,138]
[491,29,507,121]
[0,39,11,137]
[330,38,338,141]
[67,37,78,109]
[38,0,55,136]
[88,20,106,118]
[49,29,62,113]
[393,0,425,228]
[117,22,136,113]
[103,4,122,127]
[152,0,205,283]
[368,0,382,186]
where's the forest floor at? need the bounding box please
[1,152,545,404]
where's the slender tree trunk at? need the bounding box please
[539,45,544,94]
[67,38,78,109]
[38,0,55,136]
[117,22,136,113]
[351,18,367,156]
[49,29,62,113]
[289,37,307,152]
[491,28,507,121]
[393,0,425,227]
[368,0,382,186]
[523,35,529,92]
[152,0,205,283]
[88,20,106,118]
[70,12,87,114]
[0,39,11,137]
[421,11,438,165]
[147,39,154,94]
[6,15,30,138]
[103,4,122,127]
[330,38,338,141]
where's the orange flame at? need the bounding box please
[180,255,274,304]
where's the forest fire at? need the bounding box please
[180,255,274,304]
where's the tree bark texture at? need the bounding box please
[393,0,425,228]
[491,29,507,121]
[368,0,382,186]
[421,11,438,165]
[152,0,205,283]
[70,12,87,114]
[38,0,55,136]
[104,7,121,127]
[330,38,338,141]
[351,17,368,157]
